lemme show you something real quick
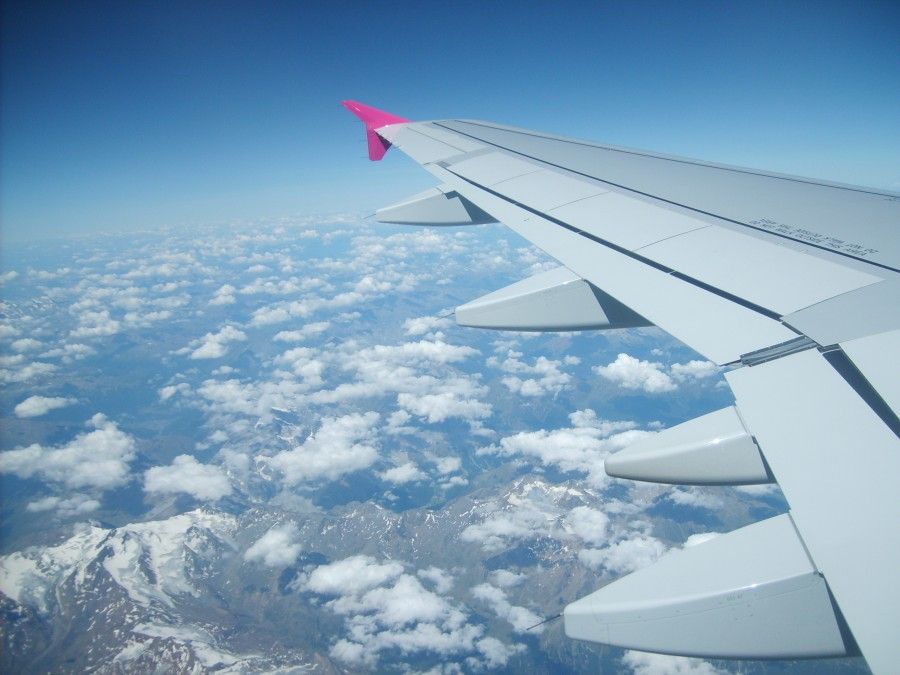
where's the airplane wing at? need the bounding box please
[342,100,900,673]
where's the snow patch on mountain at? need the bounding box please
[0,509,237,613]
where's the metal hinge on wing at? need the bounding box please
[740,336,818,367]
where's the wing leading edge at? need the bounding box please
[342,101,900,673]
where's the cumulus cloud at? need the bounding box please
[491,569,526,588]
[461,493,560,553]
[397,392,491,424]
[564,506,610,546]
[594,353,676,393]
[269,412,380,484]
[670,359,719,381]
[39,342,95,362]
[273,321,331,342]
[189,325,247,359]
[158,382,190,401]
[26,493,100,517]
[306,339,489,426]
[430,455,461,475]
[667,487,724,510]
[683,532,720,548]
[380,462,427,484]
[490,351,574,397]
[250,301,309,327]
[403,315,451,336]
[70,309,121,338]
[477,409,649,488]
[303,555,404,597]
[579,534,668,575]
[14,395,76,418]
[0,414,135,490]
[209,284,236,306]
[244,523,302,568]
[471,583,543,633]
[144,455,232,501]
[418,567,454,594]
[0,360,57,383]
[622,650,728,675]
[298,555,520,670]
[10,338,42,352]
[274,347,325,388]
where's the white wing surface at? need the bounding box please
[343,101,900,673]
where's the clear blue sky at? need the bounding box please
[2,0,898,241]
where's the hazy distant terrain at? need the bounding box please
[0,220,868,673]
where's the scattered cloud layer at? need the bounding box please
[14,395,76,418]
[477,409,650,488]
[144,455,232,501]
[297,555,522,669]
[594,353,720,393]
[0,414,135,490]
[187,325,247,359]
[594,353,676,393]
[244,523,302,568]
[269,412,380,484]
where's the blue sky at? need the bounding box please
[2,0,898,241]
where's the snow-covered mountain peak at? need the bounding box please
[0,508,237,614]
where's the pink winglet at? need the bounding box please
[342,100,409,161]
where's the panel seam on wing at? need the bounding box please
[433,122,900,274]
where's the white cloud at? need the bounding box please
[564,506,610,546]
[622,650,727,675]
[158,382,190,401]
[579,534,667,575]
[403,315,451,336]
[71,309,121,338]
[26,494,100,517]
[306,339,488,423]
[14,395,76,418]
[491,351,574,397]
[667,487,724,510]
[10,338,42,352]
[471,583,544,633]
[299,555,515,670]
[670,359,719,382]
[477,409,648,488]
[0,270,19,283]
[244,523,302,568]
[269,412,380,484]
[0,414,135,490]
[380,462,427,484]
[0,360,57,383]
[144,455,232,501]
[594,353,676,393]
[397,392,491,424]
[491,569,526,588]
[418,567,454,594]
[123,309,172,327]
[196,377,307,423]
[273,321,331,342]
[683,532,720,548]
[250,301,311,327]
[430,455,461,475]
[460,496,559,553]
[304,555,404,597]
[209,284,236,306]
[189,325,247,359]
[274,347,325,387]
[40,343,95,362]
